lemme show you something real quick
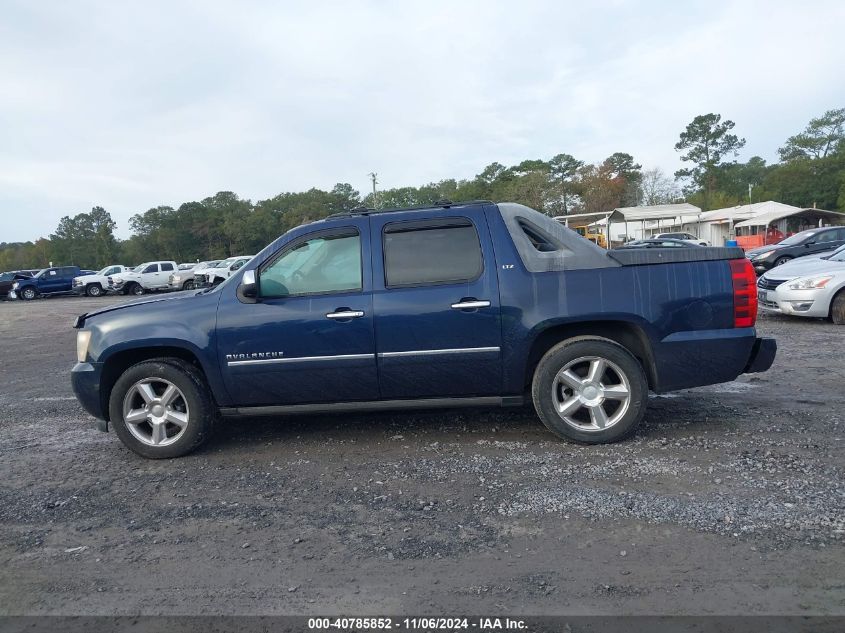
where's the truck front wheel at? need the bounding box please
[21,287,37,300]
[86,284,103,297]
[531,337,647,444]
[128,283,144,296]
[108,358,216,458]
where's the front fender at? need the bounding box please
[84,292,228,405]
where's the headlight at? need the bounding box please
[76,330,92,363]
[788,276,833,290]
[12,282,19,289]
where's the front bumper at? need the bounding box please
[71,362,108,431]
[748,255,776,274]
[744,337,777,373]
[8,290,17,299]
[757,285,831,318]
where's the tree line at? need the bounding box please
[2,107,843,272]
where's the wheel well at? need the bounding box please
[524,321,657,389]
[830,286,845,318]
[99,346,210,420]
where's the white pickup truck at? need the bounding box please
[193,256,253,287]
[109,261,178,295]
[168,260,221,291]
[72,265,129,297]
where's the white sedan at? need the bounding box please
[653,232,709,246]
[756,245,845,323]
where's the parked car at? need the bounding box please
[9,266,85,300]
[72,265,129,297]
[757,244,845,323]
[195,256,254,287]
[0,271,34,299]
[109,261,178,295]
[617,238,699,249]
[653,232,709,246]
[746,226,845,274]
[71,201,775,458]
[168,260,221,291]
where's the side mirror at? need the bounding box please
[804,241,814,247]
[238,269,258,303]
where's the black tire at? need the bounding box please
[531,336,648,444]
[108,358,216,459]
[831,290,845,325]
[129,283,145,296]
[20,286,37,300]
[774,256,792,267]
[85,283,103,297]
[182,280,195,291]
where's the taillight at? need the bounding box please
[729,258,757,328]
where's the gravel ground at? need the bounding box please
[0,294,843,615]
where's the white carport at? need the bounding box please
[700,201,808,247]
[734,207,845,232]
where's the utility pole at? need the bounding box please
[748,183,753,205]
[368,172,379,209]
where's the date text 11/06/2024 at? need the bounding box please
[307,617,527,630]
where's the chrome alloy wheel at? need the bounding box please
[122,378,190,446]
[552,356,631,431]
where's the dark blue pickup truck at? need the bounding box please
[71,201,776,458]
[11,265,88,300]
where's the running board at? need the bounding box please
[220,395,524,417]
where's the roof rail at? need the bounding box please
[322,199,493,221]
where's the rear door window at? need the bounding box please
[161,263,174,272]
[382,219,483,288]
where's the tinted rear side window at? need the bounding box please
[383,219,483,287]
[161,263,174,271]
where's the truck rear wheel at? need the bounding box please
[531,337,647,444]
[108,358,216,458]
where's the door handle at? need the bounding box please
[326,310,365,320]
[451,300,491,310]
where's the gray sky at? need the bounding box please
[2,0,844,242]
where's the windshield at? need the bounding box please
[829,244,845,262]
[778,230,817,246]
[97,266,113,275]
[214,259,235,268]
[0,273,12,281]
[34,268,48,278]
[132,264,148,273]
